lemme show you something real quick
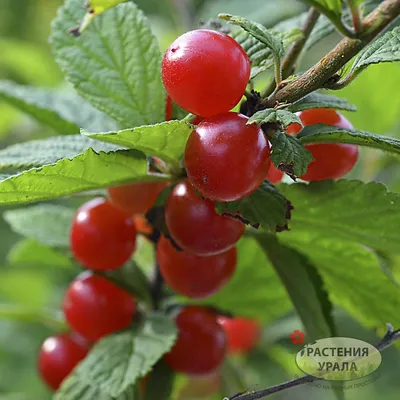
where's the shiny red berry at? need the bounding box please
[162,30,250,117]
[63,272,136,342]
[108,182,168,216]
[287,108,359,181]
[218,316,261,354]
[184,113,271,202]
[157,236,237,299]
[267,166,284,184]
[70,198,137,271]
[38,333,90,390]
[165,180,245,256]
[164,306,226,375]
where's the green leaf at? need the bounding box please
[289,92,357,113]
[56,314,177,399]
[215,181,291,232]
[298,123,400,154]
[282,235,400,330]
[143,360,174,400]
[88,0,128,14]
[51,0,165,128]
[231,28,303,78]
[0,81,117,134]
[0,149,165,206]
[278,180,400,254]
[350,27,400,75]
[3,205,75,247]
[248,108,303,127]
[300,0,342,18]
[201,237,292,323]
[7,239,73,269]
[83,121,193,168]
[0,304,66,331]
[219,14,284,59]
[256,234,336,340]
[269,130,314,177]
[0,135,121,171]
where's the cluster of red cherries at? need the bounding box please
[37,28,358,392]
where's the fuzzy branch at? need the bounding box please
[267,0,400,107]
[227,323,400,400]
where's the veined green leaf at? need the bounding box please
[289,92,357,113]
[83,120,193,168]
[0,149,166,206]
[298,124,400,154]
[88,0,128,14]
[51,0,165,128]
[56,314,177,399]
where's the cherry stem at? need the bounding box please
[347,0,364,34]
[227,323,400,400]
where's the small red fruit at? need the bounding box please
[157,236,237,299]
[108,181,168,216]
[38,333,90,390]
[63,272,135,342]
[165,180,245,256]
[165,95,173,121]
[218,317,260,354]
[164,306,226,375]
[184,113,271,202]
[287,108,359,181]
[267,166,284,184]
[162,29,250,117]
[70,198,137,271]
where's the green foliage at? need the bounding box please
[83,121,193,168]
[0,81,117,134]
[88,0,129,14]
[300,0,342,18]
[279,180,400,254]
[56,314,177,399]
[231,27,303,78]
[298,123,400,153]
[219,14,284,62]
[201,237,292,322]
[268,130,314,177]
[0,135,121,171]
[0,149,166,205]
[7,239,73,269]
[257,234,336,340]
[50,0,165,128]
[3,205,75,248]
[143,360,175,400]
[215,181,291,231]
[248,108,303,127]
[350,27,400,76]
[289,92,357,113]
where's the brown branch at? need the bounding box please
[267,0,400,107]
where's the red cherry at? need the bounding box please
[164,306,226,375]
[287,108,359,181]
[70,198,137,271]
[267,166,284,184]
[157,236,237,299]
[108,182,168,216]
[63,272,136,342]
[162,29,250,117]
[218,317,260,354]
[165,180,245,256]
[38,333,90,390]
[184,113,271,202]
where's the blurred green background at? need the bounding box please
[0,1,399,399]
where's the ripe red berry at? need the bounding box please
[108,181,168,216]
[287,108,359,181]
[217,317,260,354]
[165,180,245,256]
[165,95,173,121]
[162,29,250,117]
[38,333,90,390]
[63,272,136,342]
[185,113,271,202]
[157,236,237,299]
[70,198,137,271]
[164,306,226,375]
[267,166,284,184]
